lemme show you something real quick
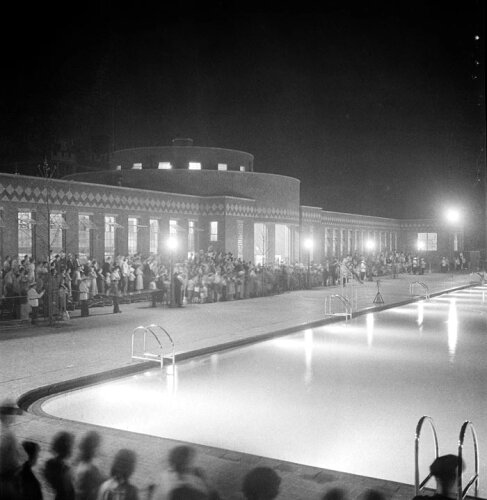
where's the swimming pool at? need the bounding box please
[41,286,487,494]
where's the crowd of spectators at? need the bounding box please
[0,248,469,323]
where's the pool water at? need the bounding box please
[41,286,487,493]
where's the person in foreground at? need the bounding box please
[152,445,220,500]
[413,454,465,500]
[43,431,75,500]
[242,467,281,500]
[97,448,138,500]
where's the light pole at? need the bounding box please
[304,238,313,289]
[167,236,177,307]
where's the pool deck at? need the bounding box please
[0,272,481,500]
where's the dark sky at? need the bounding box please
[0,1,485,223]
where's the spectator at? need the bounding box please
[73,431,104,500]
[110,267,122,314]
[412,454,464,500]
[152,445,219,500]
[322,487,348,500]
[359,489,386,500]
[0,399,24,500]
[79,274,90,317]
[242,467,281,500]
[59,280,69,320]
[43,431,75,500]
[27,282,44,325]
[97,448,138,500]
[20,440,43,500]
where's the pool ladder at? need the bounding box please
[415,415,479,500]
[410,281,430,300]
[131,324,175,372]
[324,294,353,321]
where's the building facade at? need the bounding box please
[0,141,463,267]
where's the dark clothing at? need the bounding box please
[80,300,89,317]
[110,281,121,313]
[73,462,103,500]
[20,461,43,500]
[0,474,22,500]
[173,273,183,307]
[170,486,209,500]
[413,495,455,500]
[43,457,75,500]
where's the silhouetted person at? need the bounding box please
[43,431,75,500]
[152,445,220,500]
[0,399,24,499]
[359,489,386,500]
[20,441,43,500]
[242,467,281,500]
[97,448,138,500]
[413,454,465,500]
[73,431,104,500]
[322,487,349,500]
[173,272,183,307]
[110,267,122,313]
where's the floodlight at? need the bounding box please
[167,237,177,250]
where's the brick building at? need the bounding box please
[0,140,463,267]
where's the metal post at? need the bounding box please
[307,250,311,289]
[169,249,174,307]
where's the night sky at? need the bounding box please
[0,1,485,228]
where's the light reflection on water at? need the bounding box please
[447,298,458,362]
[42,286,487,494]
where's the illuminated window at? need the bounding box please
[158,162,172,169]
[128,217,138,255]
[18,211,34,258]
[189,162,201,170]
[417,233,437,251]
[218,164,227,171]
[50,213,66,255]
[116,165,122,170]
[78,215,93,261]
[169,219,178,236]
[275,224,290,264]
[188,220,195,257]
[240,166,246,172]
[132,163,142,169]
[150,219,159,254]
[105,216,116,261]
[210,221,218,242]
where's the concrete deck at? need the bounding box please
[0,272,480,500]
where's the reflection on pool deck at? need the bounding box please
[42,286,487,494]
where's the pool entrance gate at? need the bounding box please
[415,415,479,500]
[131,324,175,372]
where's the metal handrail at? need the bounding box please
[458,420,479,500]
[325,294,353,321]
[147,324,175,372]
[470,272,485,285]
[410,281,430,300]
[131,324,175,372]
[415,415,440,495]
